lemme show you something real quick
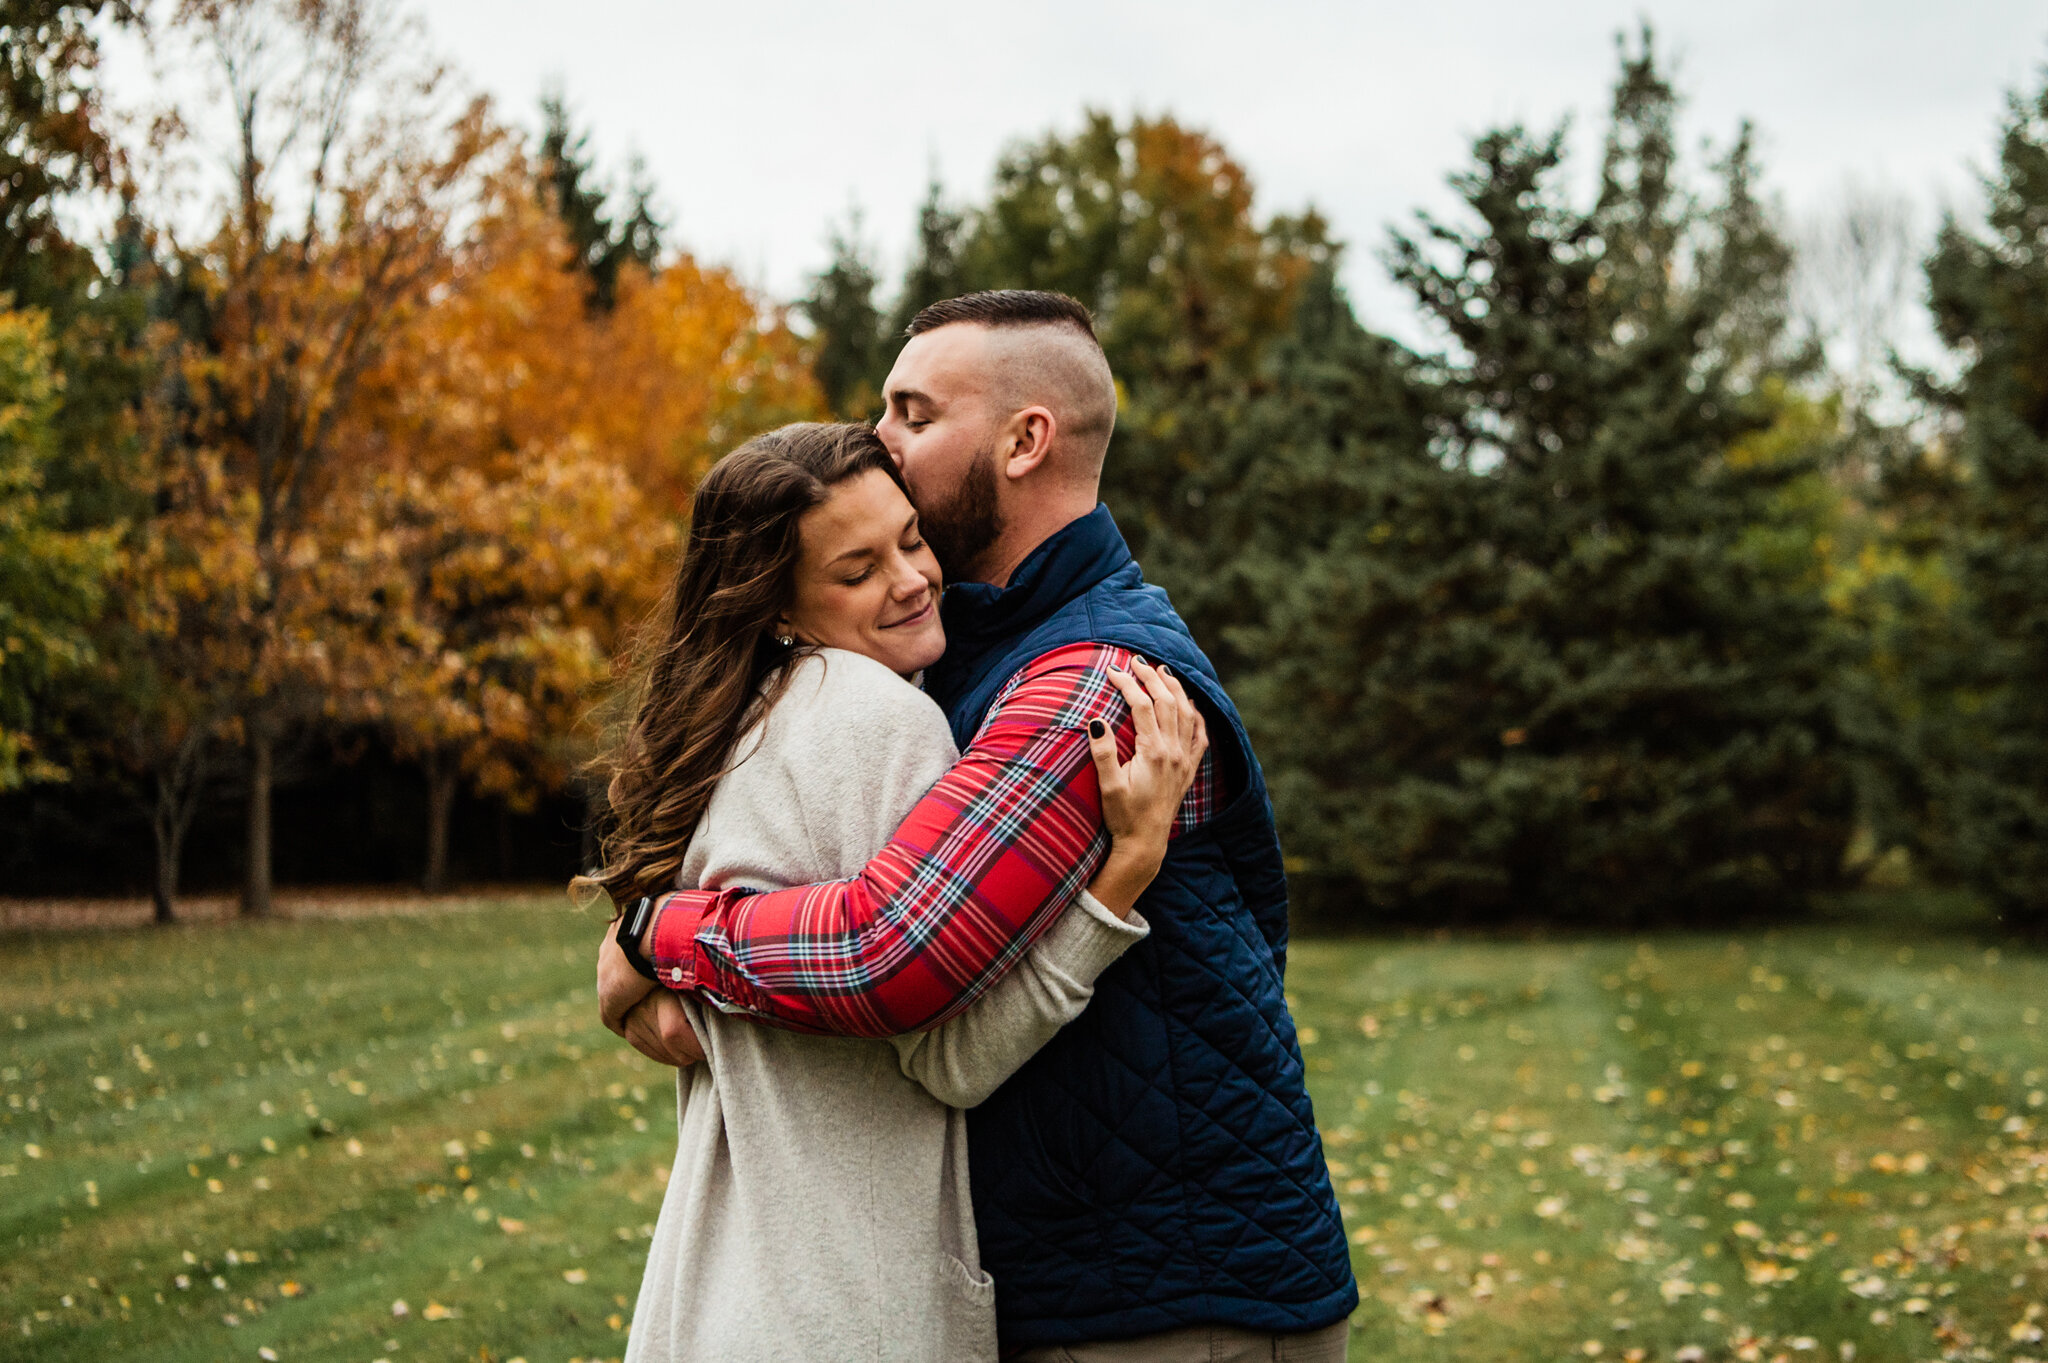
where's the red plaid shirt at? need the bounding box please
[646,642,1220,1036]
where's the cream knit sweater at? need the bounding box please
[623,647,1148,1363]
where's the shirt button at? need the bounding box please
[669,967,684,984]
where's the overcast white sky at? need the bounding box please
[255,3,2048,345]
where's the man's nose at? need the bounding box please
[875,414,905,466]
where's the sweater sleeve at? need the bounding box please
[648,644,1192,1037]
[889,891,1147,1109]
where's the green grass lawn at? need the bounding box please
[3,895,2044,1363]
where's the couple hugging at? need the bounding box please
[586,290,1357,1362]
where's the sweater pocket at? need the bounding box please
[941,1252,995,1308]
[937,1254,999,1363]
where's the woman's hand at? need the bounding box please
[598,924,658,1033]
[1083,658,1209,918]
[598,901,702,1068]
[620,990,705,1069]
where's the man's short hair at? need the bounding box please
[906,290,1099,341]
[905,289,1118,480]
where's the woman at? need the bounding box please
[585,423,1207,1362]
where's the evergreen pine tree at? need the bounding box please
[1920,72,2048,930]
[537,93,662,311]
[889,177,966,335]
[611,156,665,274]
[1178,264,1456,916]
[1275,32,1855,923]
[798,212,888,419]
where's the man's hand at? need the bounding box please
[619,990,705,1069]
[598,923,657,1033]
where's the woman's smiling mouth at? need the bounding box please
[881,598,935,630]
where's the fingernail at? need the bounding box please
[1159,663,1172,678]
[1088,719,1106,739]
[1130,654,1146,667]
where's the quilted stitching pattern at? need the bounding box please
[936,512,1358,1349]
[968,864,1354,1335]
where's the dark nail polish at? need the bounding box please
[1088,719,1106,739]
[1159,663,1172,678]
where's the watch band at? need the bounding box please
[615,896,660,982]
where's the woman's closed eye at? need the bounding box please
[846,546,922,585]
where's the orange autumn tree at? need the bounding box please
[601,255,823,510]
[363,168,821,505]
[343,163,818,889]
[327,455,660,891]
[91,490,249,922]
[163,0,508,915]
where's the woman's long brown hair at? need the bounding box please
[584,423,910,910]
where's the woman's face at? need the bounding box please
[778,467,946,677]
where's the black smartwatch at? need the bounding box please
[614,896,660,982]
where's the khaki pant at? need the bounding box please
[1011,1319,1349,1363]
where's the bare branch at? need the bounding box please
[1793,178,1925,412]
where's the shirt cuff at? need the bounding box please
[647,892,707,989]
[1033,889,1150,983]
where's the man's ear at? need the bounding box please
[1001,407,1058,481]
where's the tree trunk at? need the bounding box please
[150,735,207,926]
[152,846,178,924]
[151,777,187,925]
[242,722,274,918]
[422,752,456,894]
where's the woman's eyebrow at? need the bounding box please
[826,543,879,568]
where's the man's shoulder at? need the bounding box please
[987,641,1137,707]
[1014,640,1130,678]
[1009,615,1216,697]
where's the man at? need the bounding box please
[599,290,1357,1361]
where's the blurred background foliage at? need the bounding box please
[3,2,2047,934]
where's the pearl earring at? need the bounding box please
[777,634,794,647]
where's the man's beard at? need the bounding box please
[919,442,1005,583]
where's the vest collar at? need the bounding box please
[939,504,1131,652]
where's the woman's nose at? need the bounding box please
[889,556,927,598]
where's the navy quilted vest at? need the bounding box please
[925,506,1358,1350]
